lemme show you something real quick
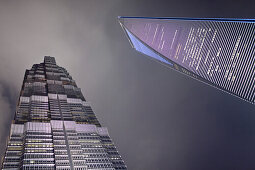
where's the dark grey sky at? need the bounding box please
[0,0,255,169]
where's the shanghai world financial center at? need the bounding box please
[1,56,127,169]
[119,17,255,104]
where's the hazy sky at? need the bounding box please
[0,0,255,169]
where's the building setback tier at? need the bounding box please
[1,56,127,170]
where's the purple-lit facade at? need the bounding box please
[119,17,255,104]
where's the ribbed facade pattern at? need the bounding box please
[119,17,255,104]
[1,56,127,170]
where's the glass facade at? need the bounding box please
[119,17,255,104]
[1,56,127,170]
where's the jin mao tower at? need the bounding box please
[1,56,127,170]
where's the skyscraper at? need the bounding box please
[119,17,255,104]
[1,56,127,170]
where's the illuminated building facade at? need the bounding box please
[119,17,255,104]
[1,56,127,170]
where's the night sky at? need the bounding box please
[0,0,255,169]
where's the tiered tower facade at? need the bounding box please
[1,56,127,170]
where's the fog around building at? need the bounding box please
[0,0,255,169]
